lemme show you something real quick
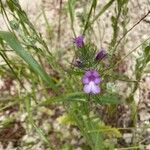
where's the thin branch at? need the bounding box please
[57,0,63,48]
[115,10,150,49]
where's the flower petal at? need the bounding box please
[92,70,100,77]
[83,84,91,93]
[94,77,101,84]
[82,76,89,84]
[91,84,100,94]
[85,70,92,77]
[83,82,100,94]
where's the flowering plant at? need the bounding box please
[0,0,149,150]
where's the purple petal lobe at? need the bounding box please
[92,70,99,77]
[94,77,101,84]
[83,84,91,93]
[90,83,100,94]
[83,82,100,94]
[82,76,89,84]
[85,70,92,77]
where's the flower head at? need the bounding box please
[82,70,101,94]
[73,35,84,48]
[95,48,107,61]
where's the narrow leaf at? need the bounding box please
[93,0,97,11]
[95,93,121,105]
[0,31,55,88]
[40,92,86,106]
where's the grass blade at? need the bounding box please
[0,31,55,88]
[68,0,76,36]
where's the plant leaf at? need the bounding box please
[144,45,150,63]
[0,31,55,88]
[94,93,121,105]
[40,92,86,106]
[92,0,97,11]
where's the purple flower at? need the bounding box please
[95,48,107,61]
[82,70,101,94]
[73,35,84,48]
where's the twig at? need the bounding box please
[57,0,63,48]
[115,10,150,50]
